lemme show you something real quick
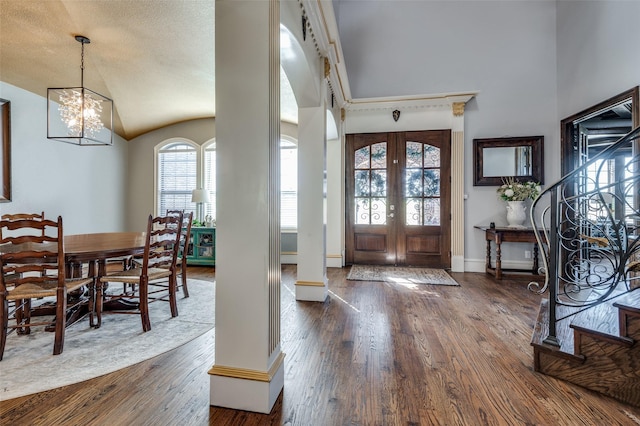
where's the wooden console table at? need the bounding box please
[475,225,539,280]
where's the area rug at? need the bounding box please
[0,279,215,401]
[347,265,459,286]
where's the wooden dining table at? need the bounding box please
[64,232,147,327]
[1,232,147,328]
[63,232,147,278]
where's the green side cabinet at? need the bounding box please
[185,227,215,266]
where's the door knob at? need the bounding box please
[388,213,395,218]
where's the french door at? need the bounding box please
[345,130,451,268]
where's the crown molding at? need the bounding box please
[346,92,478,113]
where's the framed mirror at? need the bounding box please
[473,136,544,186]
[1,98,10,202]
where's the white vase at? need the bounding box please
[506,200,527,228]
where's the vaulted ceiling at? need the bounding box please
[0,1,299,140]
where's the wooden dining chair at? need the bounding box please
[0,216,94,360]
[0,212,47,333]
[167,210,193,298]
[97,213,183,331]
[1,211,45,223]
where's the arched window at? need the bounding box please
[156,141,198,216]
[156,137,297,229]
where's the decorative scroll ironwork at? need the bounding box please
[529,126,640,346]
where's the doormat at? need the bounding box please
[347,265,459,286]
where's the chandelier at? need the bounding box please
[47,35,113,146]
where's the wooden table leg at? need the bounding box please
[495,237,503,280]
[485,239,492,273]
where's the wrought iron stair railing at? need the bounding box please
[529,126,640,347]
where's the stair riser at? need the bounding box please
[535,335,640,407]
[621,312,640,338]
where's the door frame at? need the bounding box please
[561,87,639,177]
[345,130,451,267]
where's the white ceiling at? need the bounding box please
[0,0,299,140]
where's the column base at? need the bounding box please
[326,255,343,268]
[209,355,285,414]
[451,255,465,272]
[295,280,328,301]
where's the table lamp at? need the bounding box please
[191,188,211,223]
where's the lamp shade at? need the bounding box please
[191,189,211,203]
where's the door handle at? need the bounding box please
[388,213,395,218]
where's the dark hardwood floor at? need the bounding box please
[2,265,640,425]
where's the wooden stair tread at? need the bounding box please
[612,288,640,314]
[531,299,577,355]
[570,297,620,337]
[531,288,637,355]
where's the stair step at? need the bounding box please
[612,288,640,315]
[532,288,637,355]
[570,297,620,337]
[613,288,640,338]
[531,299,579,356]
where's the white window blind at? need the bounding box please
[204,143,216,220]
[157,142,197,217]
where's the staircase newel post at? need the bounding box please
[543,188,561,347]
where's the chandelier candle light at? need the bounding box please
[47,35,113,146]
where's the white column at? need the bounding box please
[210,0,284,413]
[325,133,344,268]
[295,94,328,301]
[450,102,466,272]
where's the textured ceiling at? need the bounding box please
[0,1,299,140]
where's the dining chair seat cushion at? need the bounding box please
[99,267,172,284]
[6,277,92,300]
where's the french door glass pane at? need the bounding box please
[424,145,440,167]
[406,169,423,197]
[355,198,387,225]
[371,143,387,169]
[424,170,440,196]
[406,142,422,168]
[424,198,441,225]
[371,170,387,196]
[406,198,422,225]
[355,146,370,169]
[405,197,441,226]
[354,142,388,225]
[405,142,441,226]
[355,170,370,196]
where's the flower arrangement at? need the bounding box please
[496,178,541,201]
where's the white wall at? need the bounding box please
[336,1,558,269]
[556,1,640,119]
[0,82,128,234]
